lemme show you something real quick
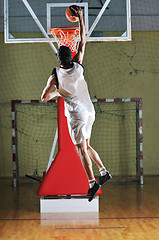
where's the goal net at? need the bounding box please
[11,98,143,185]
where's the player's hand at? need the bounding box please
[71,6,83,18]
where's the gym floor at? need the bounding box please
[0,177,159,239]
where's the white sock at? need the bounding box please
[89,178,96,188]
[99,167,107,176]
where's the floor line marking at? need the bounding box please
[56,227,125,230]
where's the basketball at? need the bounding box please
[65,5,79,22]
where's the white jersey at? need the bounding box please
[55,62,95,145]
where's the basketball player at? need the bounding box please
[41,6,111,202]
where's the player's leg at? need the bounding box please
[76,140,100,202]
[76,140,94,180]
[86,138,104,169]
[86,139,112,185]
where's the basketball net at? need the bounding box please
[50,27,80,58]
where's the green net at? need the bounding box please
[13,100,138,183]
[92,101,137,178]
[15,102,58,178]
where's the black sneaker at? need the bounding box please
[99,171,112,185]
[88,182,101,202]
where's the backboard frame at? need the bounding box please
[4,0,131,44]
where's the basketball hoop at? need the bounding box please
[50,27,80,57]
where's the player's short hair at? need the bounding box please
[57,46,72,66]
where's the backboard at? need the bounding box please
[4,0,131,45]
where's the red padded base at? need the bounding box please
[38,97,102,196]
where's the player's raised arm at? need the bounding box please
[73,7,86,64]
[41,75,60,102]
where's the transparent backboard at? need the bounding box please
[4,0,131,44]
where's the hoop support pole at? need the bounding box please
[22,0,57,54]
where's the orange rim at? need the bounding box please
[50,27,79,41]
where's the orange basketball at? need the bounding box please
[65,5,79,22]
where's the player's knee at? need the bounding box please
[77,142,88,156]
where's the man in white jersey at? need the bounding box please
[41,6,111,202]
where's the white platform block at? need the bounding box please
[40,196,99,213]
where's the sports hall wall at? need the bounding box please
[0,0,159,177]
